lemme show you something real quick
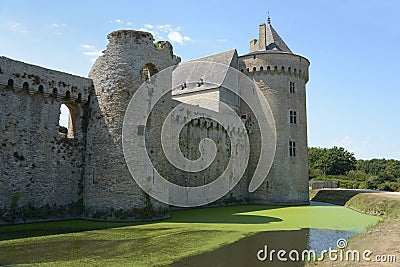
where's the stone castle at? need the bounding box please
[0,19,310,222]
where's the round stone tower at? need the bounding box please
[239,18,310,204]
[84,30,179,219]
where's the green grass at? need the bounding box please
[311,189,400,217]
[345,193,400,217]
[0,204,380,267]
[311,189,361,205]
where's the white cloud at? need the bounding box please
[49,23,67,35]
[83,51,103,56]
[168,31,191,45]
[333,136,352,148]
[81,44,95,49]
[50,23,67,28]
[110,19,134,28]
[138,24,191,45]
[9,22,28,33]
[80,43,102,62]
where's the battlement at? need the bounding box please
[238,52,309,82]
[0,57,93,102]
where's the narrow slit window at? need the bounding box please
[290,110,297,124]
[289,82,295,93]
[289,141,296,157]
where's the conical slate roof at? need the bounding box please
[265,20,292,53]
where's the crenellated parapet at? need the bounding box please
[0,56,93,102]
[238,52,310,82]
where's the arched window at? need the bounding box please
[65,90,71,99]
[52,88,58,97]
[59,103,79,139]
[23,82,29,91]
[141,63,158,81]
[38,85,44,93]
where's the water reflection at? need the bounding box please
[170,228,357,267]
[308,228,357,255]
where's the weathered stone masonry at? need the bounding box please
[0,57,92,221]
[0,20,310,223]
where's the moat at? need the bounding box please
[171,228,357,267]
[0,202,379,266]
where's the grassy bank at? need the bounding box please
[311,189,400,217]
[0,204,378,266]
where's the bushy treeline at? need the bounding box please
[309,147,400,192]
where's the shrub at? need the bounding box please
[347,170,368,181]
[309,168,324,179]
[379,182,400,192]
[365,176,385,190]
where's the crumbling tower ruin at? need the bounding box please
[84,30,180,218]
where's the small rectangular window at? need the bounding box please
[289,82,295,93]
[289,141,296,157]
[290,110,297,124]
[137,125,145,136]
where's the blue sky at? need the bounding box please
[0,0,399,160]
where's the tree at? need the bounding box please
[308,147,356,175]
[357,159,400,182]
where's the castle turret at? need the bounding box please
[84,30,179,219]
[240,18,310,204]
[250,17,293,53]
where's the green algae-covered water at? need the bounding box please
[0,202,380,266]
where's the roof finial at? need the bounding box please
[267,12,271,24]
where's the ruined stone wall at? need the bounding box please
[84,30,180,219]
[0,57,92,221]
[239,52,310,204]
